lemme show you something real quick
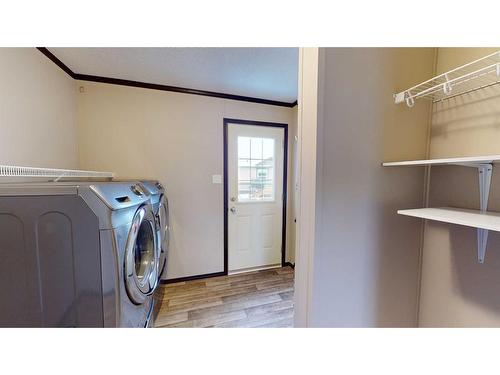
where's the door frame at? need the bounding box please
[223,118,288,275]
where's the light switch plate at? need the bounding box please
[212,174,222,184]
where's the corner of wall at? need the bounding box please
[0,48,79,169]
[415,47,439,327]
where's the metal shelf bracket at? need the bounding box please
[477,163,492,263]
[434,162,493,263]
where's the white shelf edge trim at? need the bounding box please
[394,50,500,107]
[0,165,114,181]
[398,207,500,232]
[382,155,500,167]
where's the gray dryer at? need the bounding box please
[0,181,159,327]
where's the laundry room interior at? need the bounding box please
[1,47,299,328]
[3,46,500,329]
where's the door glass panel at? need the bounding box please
[237,137,250,159]
[250,138,263,159]
[262,138,274,159]
[237,136,275,202]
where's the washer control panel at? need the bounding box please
[130,184,143,196]
[90,183,150,210]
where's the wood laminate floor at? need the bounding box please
[154,266,294,328]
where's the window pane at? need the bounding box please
[238,158,250,167]
[237,136,275,202]
[264,167,274,184]
[250,137,263,159]
[263,157,274,167]
[256,167,268,179]
[238,137,250,159]
[250,159,261,167]
[262,184,273,199]
[250,183,264,200]
[263,138,274,159]
[238,159,250,181]
[238,183,250,200]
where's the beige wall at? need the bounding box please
[429,48,500,158]
[76,81,297,280]
[419,48,500,327]
[310,48,435,327]
[0,48,78,168]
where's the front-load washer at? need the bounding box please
[139,180,169,280]
[138,181,169,323]
[0,181,159,327]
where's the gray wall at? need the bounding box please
[310,48,435,327]
[419,166,500,326]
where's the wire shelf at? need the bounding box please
[0,164,114,182]
[394,51,500,107]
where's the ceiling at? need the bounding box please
[48,48,299,103]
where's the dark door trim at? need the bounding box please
[223,118,288,275]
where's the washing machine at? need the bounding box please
[138,180,169,322]
[139,180,169,279]
[0,181,160,327]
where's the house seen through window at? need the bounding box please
[237,136,275,201]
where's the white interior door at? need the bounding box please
[227,123,284,273]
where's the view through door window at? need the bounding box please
[237,136,275,201]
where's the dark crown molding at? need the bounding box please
[37,47,298,108]
[37,47,76,78]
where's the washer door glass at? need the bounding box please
[157,195,169,276]
[125,206,159,304]
[158,195,169,251]
[134,220,155,282]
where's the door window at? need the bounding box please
[237,136,275,202]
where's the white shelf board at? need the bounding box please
[382,155,500,167]
[398,207,500,232]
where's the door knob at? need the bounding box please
[230,207,236,214]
